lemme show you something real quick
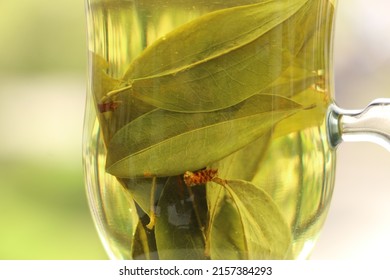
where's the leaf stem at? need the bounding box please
[146,176,157,230]
[101,83,133,103]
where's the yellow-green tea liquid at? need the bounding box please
[84,0,336,259]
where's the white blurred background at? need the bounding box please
[0,0,389,259]
[310,0,390,259]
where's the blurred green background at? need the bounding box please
[0,0,389,259]
[0,0,107,259]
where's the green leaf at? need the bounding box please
[209,180,292,259]
[208,190,247,259]
[90,52,121,102]
[272,87,328,139]
[210,132,271,182]
[205,134,271,259]
[106,94,302,178]
[124,0,309,79]
[90,52,156,143]
[204,134,272,258]
[154,176,208,260]
[90,52,121,144]
[103,91,156,142]
[97,176,139,259]
[261,66,317,98]
[113,0,311,112]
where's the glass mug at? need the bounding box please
[82,0,390,259]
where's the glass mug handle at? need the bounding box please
[328,99,390,151]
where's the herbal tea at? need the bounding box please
[84,0,336,259]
